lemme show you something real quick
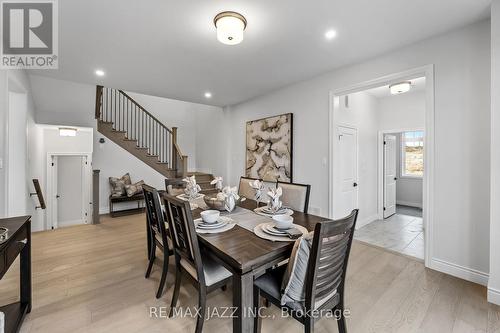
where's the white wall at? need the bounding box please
[336,92,379,226]
[29,75,226,214]
[0,70,40,227]
[378,91,425,208]
[489,0,500,305]
[226,20,491,283]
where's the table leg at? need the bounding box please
[20,222,32,313]
[233,272,254,333]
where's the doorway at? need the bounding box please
[335,126,358,218]
[47,154,91,229]
[329,66,433,264]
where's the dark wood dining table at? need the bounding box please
[190,199,325,333]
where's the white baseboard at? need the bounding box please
[430,258,489,286]
[488,287,500,305]
[396,200,422,208]
[58,219,84,227]
[356,214,379,229]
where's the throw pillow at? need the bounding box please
[280,232,314,307]
[125,180,145,197]
[109,173,131,197]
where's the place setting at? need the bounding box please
[249,182,307,241]
[254,214,308,241]
[195,210,236,234]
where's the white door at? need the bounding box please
[384,135,397,218]
[336,126,358,218]
[56,156,85,228]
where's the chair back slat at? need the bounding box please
[143,184,169,248]
[163,194,205,285]
[304,209,358,310]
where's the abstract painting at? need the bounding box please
[246,113,293,182]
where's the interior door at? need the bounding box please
[336,126,358,218]
[56,156,84,228]
[384,135,397,218]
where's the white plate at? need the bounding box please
[262,226,287,237]
[264,224,286,235]
[261,207,288,215]
[197,221,226,229]
[254,207,293,217]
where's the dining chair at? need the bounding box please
[278,181,311,213]
[253,209,359,333]
[165,178,185,196]
[143,184,173,299]
[238,176,277,202]
[164,194,233,333]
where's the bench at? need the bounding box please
[109,193,145,217]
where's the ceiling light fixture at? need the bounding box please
[204,92,212,98]
[59,127,77,137]
[95,69,105,77]
[389,81,411,95]
[214,11,247,45]
[325,29,337,40]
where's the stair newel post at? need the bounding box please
[172,127,178,171]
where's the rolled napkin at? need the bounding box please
[218,186,240,212]
[267,186,283,213]
[183,175,201,199]
[210,176,224,191]
[249,179,265,207]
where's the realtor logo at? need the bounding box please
[1,0,58,69]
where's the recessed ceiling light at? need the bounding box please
[389,81,412,95]
[325,29,337,40]
[204,92,212,98]
[95,69,105,77]
[214,11,247,45]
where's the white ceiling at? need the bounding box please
[29,0,491,107]
[366,77,426,99]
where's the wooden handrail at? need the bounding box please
[118,89,173,134]
[173,142,184,160]
[95,85,103,119]
[31,179,46,210]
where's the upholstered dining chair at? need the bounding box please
[143,184,173,299]
[238,176,277,203]
[278,181,311,213]
[253,209,359,333]
[164,194,233,333]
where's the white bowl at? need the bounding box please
[200,210,220,224]
[272,214,294,230]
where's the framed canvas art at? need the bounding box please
[245,113,293,182]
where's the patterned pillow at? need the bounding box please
[125,180,145,197]
[109,173,132,197]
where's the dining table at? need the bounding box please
[186,197,325,333]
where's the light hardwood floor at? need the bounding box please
[0,213,499,333]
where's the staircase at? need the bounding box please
[95,86,187,178]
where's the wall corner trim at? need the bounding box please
[488,287,500,305]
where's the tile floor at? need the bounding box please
[354,206,424,260]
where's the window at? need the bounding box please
[401,131,424,177]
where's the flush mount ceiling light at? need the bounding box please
[389,81,412,95]
[204,92,212,98]
[59,127,77,137]
[214,11,247,45]
[95,69,105,77]
[325,29,337,40]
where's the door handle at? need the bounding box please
[56,195,60,198]
[394,177,397,181]
[353,182,358,187]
